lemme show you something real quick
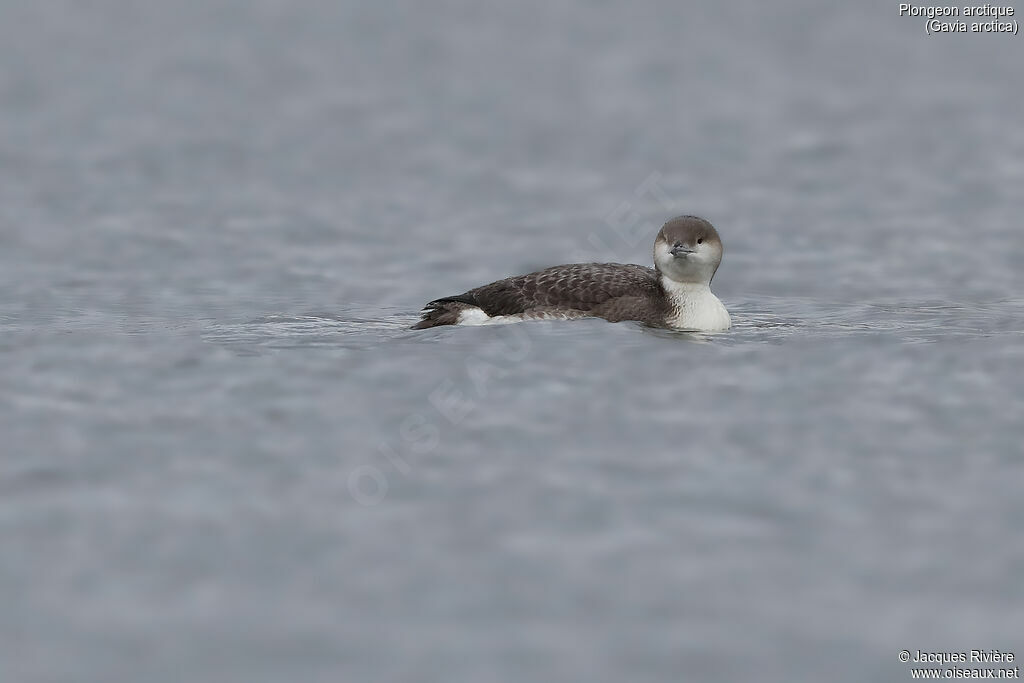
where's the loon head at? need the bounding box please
[653,215,724,285]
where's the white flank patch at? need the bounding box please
[455,308,586,326]
[456,308,515,326]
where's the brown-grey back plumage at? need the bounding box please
[412,262,668,329]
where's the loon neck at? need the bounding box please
[659,275,713,300]
[658,274,731,331]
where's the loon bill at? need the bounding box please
[412,215,731,332]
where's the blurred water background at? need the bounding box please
[1,1,1023,681]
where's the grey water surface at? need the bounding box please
[2,1,1023,682]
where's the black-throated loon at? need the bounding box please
[412,215,731,331]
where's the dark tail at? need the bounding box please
[411,294,480,329]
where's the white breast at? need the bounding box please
[660,280,731,331]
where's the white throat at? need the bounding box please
[659,276,731,331]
